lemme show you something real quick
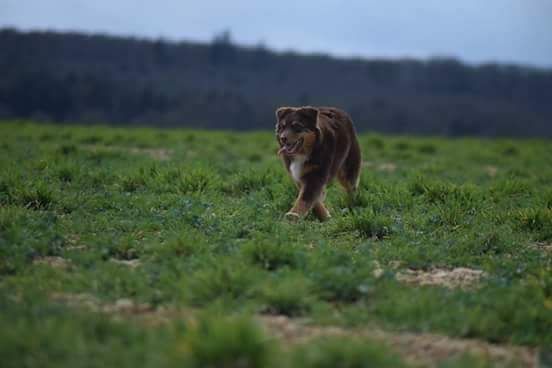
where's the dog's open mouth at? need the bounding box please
[278,138,303,155]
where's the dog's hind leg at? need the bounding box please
[338,143,361,194]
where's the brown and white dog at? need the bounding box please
[275,106,362,221]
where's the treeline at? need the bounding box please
[1,28,551,136]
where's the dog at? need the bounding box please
[275,106,361,221]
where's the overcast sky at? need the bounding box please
[2,0,551,67]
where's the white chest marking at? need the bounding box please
[290,156,307,182]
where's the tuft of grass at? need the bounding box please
[101,236,140,260]
[16,184,55,210]
[186,260,260,306]
[544,191,552,209]
[292,337,407,368]
[451,227,515,258]
[180,315,272,368]
[222,169,274,195]
[516,208,552,241]
[152,231,207,259]
[491,179,530,197]
[79,135,103,144]
[177,169,217,194]
[339,189,370,210]
[335,210,392,240]
[55,165,79,183]
[428,203,475,228]
[56,167,74,183]
[0,178,13,205]
[419,143,437,154]
[473,230,512,256]
[311,265,374,303]
[367,137,385,150]
[241,240,304,271]
[410,177,478,206]
[248,153,262,162]
[501,146,519,156]
[260,275,313,316]
[120,174,147,192]
[57,144,78,155]
[264,182,297,213]
[394,141,410,151]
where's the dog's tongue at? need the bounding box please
[278,143,293,155]
[278,140,301,155]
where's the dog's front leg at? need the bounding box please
[312,201,331,221]
[285,178,325,221]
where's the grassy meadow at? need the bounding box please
[0,121,551,367]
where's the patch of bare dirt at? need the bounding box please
[51,293,154,314]
[65,234,88,251]
[484,165,498,177]
[396,267,486,289]
[372,260,403,279]
[372,262,486,291]
[49,293,190,325]
[530,242,552,254]
[33,256,71,269]
[378,162,398,172]
[259,315,538,368]
[65,234,81,245]
[66,245,88,251]
[362,161,397,172]
[128,147,172,161]
[109,258,142,268]
[81,145,172,160]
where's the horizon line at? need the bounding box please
[3,25,551,72]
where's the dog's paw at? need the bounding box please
[318,213,331,222]
[284,212,300,222]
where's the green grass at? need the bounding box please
[1,121,551,367]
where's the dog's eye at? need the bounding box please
[292,124,304,132]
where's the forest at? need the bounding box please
[1,28,551,136]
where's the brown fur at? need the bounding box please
[275,106,362,221]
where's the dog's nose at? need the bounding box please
[280,135,287,144]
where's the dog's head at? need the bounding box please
[275,106,320,156]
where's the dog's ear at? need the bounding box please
[275,107,295,122]
[297,106,323,140]
[297,106,319,128]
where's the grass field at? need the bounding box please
[1,121,551,367]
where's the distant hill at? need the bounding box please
[1,28,551,136]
